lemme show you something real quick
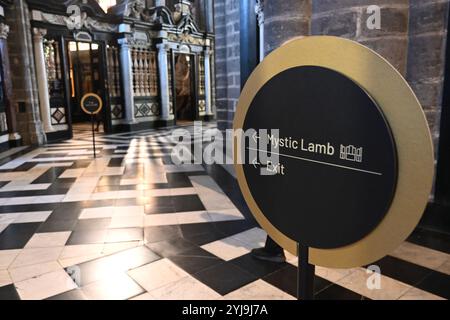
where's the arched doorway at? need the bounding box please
[174,53,197,123]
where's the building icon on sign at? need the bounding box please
[340,145,363,163]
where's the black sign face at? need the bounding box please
[81,94,102,115]
[242,66,398,249]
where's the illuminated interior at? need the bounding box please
[97,0,116,12]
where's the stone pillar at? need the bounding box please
[118,38,136,124]
[407,0,450,150]
[157,42,170,121]
[255,0,265,62]
[204,48,213,117]
[264,0,311,55]
[32,28,54,133]
[0,23,21,143]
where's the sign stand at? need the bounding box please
[90,114,97,159]
[297,244,315,300]
[81,93,103,160]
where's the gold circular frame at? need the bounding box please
[233,36,434,268]
[81,93,103,115]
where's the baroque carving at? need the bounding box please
[0,23,10,40]
[40,12,117,32]
[167,32,205,46]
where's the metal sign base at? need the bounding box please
[297,244,315,300]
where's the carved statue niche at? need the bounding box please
[127,0,146,19]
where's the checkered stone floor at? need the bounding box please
[0,123,449,300]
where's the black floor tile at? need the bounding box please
[230,253,289,279]
[0,223,42,250]
[108,157,125,167]
[46,289,88,300]
[144,196,174,208]
[144,205,175,215]
[46,207,82,222]
[407,227,450,254]
[169,247,224,275]
[105,228,143,243]
[315,284,368,300]
[263,264,298,297]
[416,271,450,299]
[0,284,21,300]
[66,229,107,245]
[33,153,67,159]
[12,162,37,172]
[146,237,197,258]
[166,173,193,188]
[368,256,432,287]
[31,167,66,184]
[37,219,78,233]
[173,195,206,212]
[70,246,161,286]
[184,232,225,246]
[0,203,59,214]
[144,225,182,243]
[192,262,258,296]
[213,220,257,238]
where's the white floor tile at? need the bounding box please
[13,211,52,224]
[10,247,64,269]
[25,232,72,248]
[0,269,12,287]
[208,209,244,222]
[398,287,445,300]
[0,250,21,270]
[149,276,221,300]
[82,273,143,300]
[15,269,77,300]
[202,237,252,261]
[128,259,188,292]
[336,268,411,300]
[224,280,295,300]
[391,242,450,271]
[9,261,62,283]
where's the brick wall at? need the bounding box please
[261,0,449,150]
[214,0,240,131]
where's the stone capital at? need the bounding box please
[33,28,47,41]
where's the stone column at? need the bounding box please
[33,28,54,133]
[264,0,311,55]
[255,0,265,62]
[157,43,170,121]
[118,37,136,124]
[0,23,21,143]
[204,48,213,117]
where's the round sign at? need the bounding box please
[234,36,435,268]
[81,93,103,115]
[242,66,398,249]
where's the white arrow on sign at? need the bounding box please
[252,133,259,144]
